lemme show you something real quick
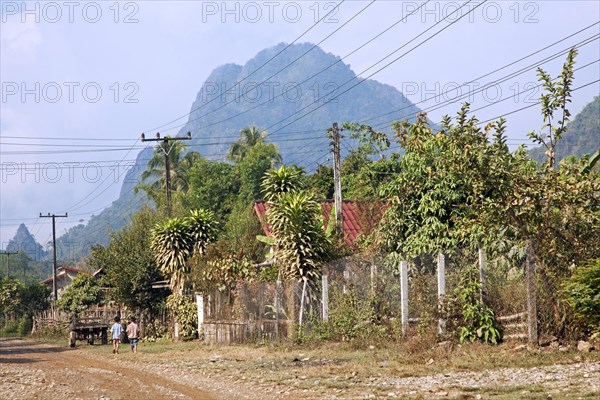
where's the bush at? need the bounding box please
[0,315,32,337]
[562,259,600,335]
[166,293,198,338]
[327,286,385,342]
[18,316,32,336]
[453,265,502,345]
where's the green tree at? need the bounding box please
[528,48,577,170]
[375,48,600,338]
[220,142,282,261]
[181,159,239,219]
[340,122,397,201]
[0,278,22,316]
[57,275,102,314]
[261,165,304,202]
[235,142,282,203]
[90,207,166,314]
[19,283,50,317]
[306,164,334,199]
[227,125,269,163]
[562,259,600,335]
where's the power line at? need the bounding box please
[0,133,329,155]
[358,22,600,125]
[0,136,137,141]
[265,0,487,136]
[64,138,142,213]
[364,36,600,131]
[340,79,600,177]
[476,79,600,126]
[169,1,430,136]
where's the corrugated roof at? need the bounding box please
[41,266,89,284]
[253,199,386,245]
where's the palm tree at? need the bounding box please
[150,217,193,295]
[140,141,201,193]
[150,209,218,294]
[261,165,304,202]
[227,125,268,163]
[261,166,328,282]
[267,191,328,282]
[150,210,217,339]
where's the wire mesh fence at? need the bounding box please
[201,252,529,344]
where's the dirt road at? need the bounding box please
[0,339,220,400]
[2,337,599,399]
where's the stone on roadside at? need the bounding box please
[577,341,594,352]
[511,344,528,352]
[436,341,453,350]
[538,335,557,347]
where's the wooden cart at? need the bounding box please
[68,315,109,347]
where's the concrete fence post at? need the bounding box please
[400,260,409,337]
[322,274,329,323]
[437,253,446,336]
[196,293,204,337]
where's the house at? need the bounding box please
[253,199,387,245]
[41,265,89,299]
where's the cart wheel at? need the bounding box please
[101,328,108,345]
[69,331,76,348]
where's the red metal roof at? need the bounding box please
[253,200,386,245]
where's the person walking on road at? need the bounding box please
[126,316,139,354]
[111,316,123,354]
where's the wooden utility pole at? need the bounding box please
[39,213,68,302]
[0,250,17,278]
[331,123,343,235]
[141,132,192,218]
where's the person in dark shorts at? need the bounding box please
[126,316,139,354]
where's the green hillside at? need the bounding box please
[529,95,599,162]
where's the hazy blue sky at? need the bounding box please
[1,0,599,251]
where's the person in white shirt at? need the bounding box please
[110,316,123,354]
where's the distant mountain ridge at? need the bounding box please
[6,224,46,261]
[178,42,422,164]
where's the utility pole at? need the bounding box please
[39,213,68,302]
[0,250,17,278]
[141,132,192,218]
[330,122,343,235]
